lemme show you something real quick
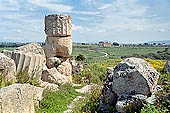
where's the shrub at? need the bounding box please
[72,58,121,85]
[141,104,159,113]
[16,68,30,84]
[16,67,40,86]
[76,54,85,61]
[145,59,166,72]
[0,73,15,88]
[54,61,61,68]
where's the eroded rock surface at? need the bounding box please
[1,49,13,58]
[0,53,16,81]
[113,57,159,96]
[45,14,72,37]
[46,57,62,69]
[0,84,43,113]
[39,80,59,91]
[57,60,72,76]
[70,60,83,75]
[41,67,72,84]
[45,36,72,58]
[99,57,160,113]
[11,51,44,78]
[15,43,45,56]
[164,60,170,73]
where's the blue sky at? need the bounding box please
[0,0,170,43]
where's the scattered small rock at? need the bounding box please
[75,84,97,94]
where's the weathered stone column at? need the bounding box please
[44,14,72,60]
[43,14,72,84]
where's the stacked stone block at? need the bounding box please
[44,14,72,83]
[45,14,72,59]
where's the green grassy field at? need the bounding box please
[72,45,168,58]
[0,47,15,52]
[0,45,168,59]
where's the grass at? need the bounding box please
[0,73,15,88]
[72,86,103,113]
[72,45,168,59]
[72,58,122,85]
[0,47,15,52]
[0,45,168,59]
[36,83,82,113]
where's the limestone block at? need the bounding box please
[0,53,16,81]
[45,36,72,58]
[70,60,83,75]
[11,51,44,78]
[0,84,43,113]
[57,60,72,76]
[164,60,170,73]
[39,80,59,91]
[15,43,45,56]
[1,49,12,58]
[46,57,61,69]
[112,57,159,96]
[41,67,72,84]
[107,67,114,75]
[45,14,72,37]
[15,43,46,65]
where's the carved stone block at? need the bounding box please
[45,14,72,36]
[45,36,72,58]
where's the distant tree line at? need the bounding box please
[0,42,45,48]
[121,48,170,60]
[122,43,170,47]
[0,43,24,48]
[74,42,170,47]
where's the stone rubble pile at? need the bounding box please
[1,14,73,84]
[44,14,73,84]
[0,14,73,113]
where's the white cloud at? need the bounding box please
[135,28,144,32]
[72,24,83,31]
[97,29,105,33]
[158,29,165,32]
[28,0,72,12]
[27,0,99,15]
[71,11,99,15]
[0,0,20,11]
[98,4,112,10]
[78,17,92,21]
[91,0,150,33]
[157,28,170,32]
[11,29,22,33]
